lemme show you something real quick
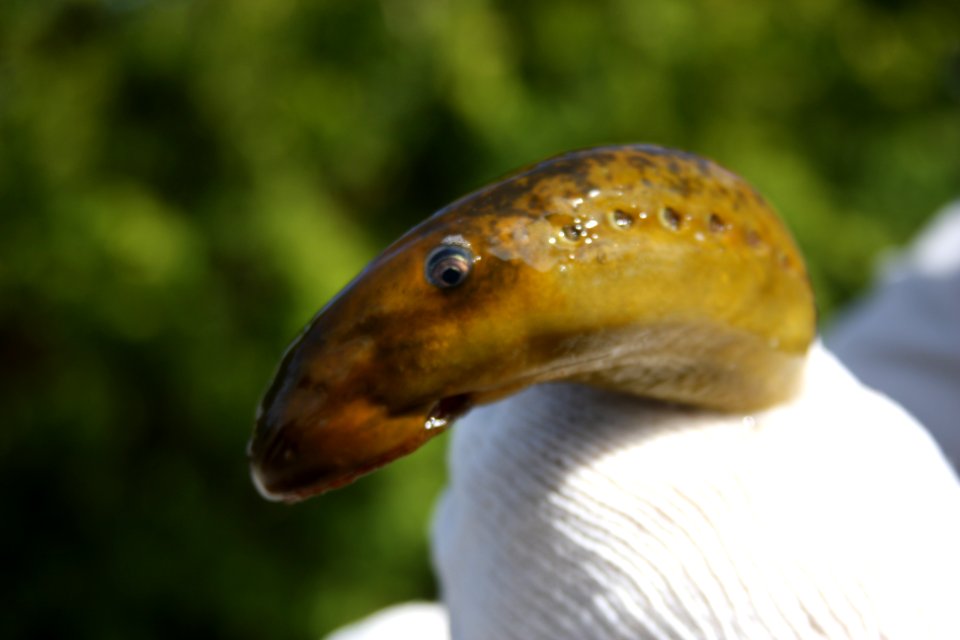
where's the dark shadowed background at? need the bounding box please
[1,0,958,638]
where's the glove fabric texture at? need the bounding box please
[430,345,960,639]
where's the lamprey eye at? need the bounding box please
[425,245,474,289]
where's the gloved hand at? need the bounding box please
[828,200,960,469]
[429,344,960,639]
[331,344,960,640]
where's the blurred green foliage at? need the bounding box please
[1,0,957,637]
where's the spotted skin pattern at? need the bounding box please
[248,145,816,501]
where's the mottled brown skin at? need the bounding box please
[248,145,816,502]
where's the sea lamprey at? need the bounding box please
[248,145,815,502]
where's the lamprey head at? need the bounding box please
[248,144,816,501]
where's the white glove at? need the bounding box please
[326,603,448,640]
[827,200,960,469]
[430,344,960,639]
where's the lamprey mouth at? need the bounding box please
[249,394,475,502]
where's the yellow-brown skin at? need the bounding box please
[248,145,816,502]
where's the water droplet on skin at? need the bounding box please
[425,416,447,430]
[584,219,599,229]
[425,394,472,431]
[694,231,705,242]
[660,207,682,230]
[441,234,471,248]
[611,210,634,229]
[587,188,601,198]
